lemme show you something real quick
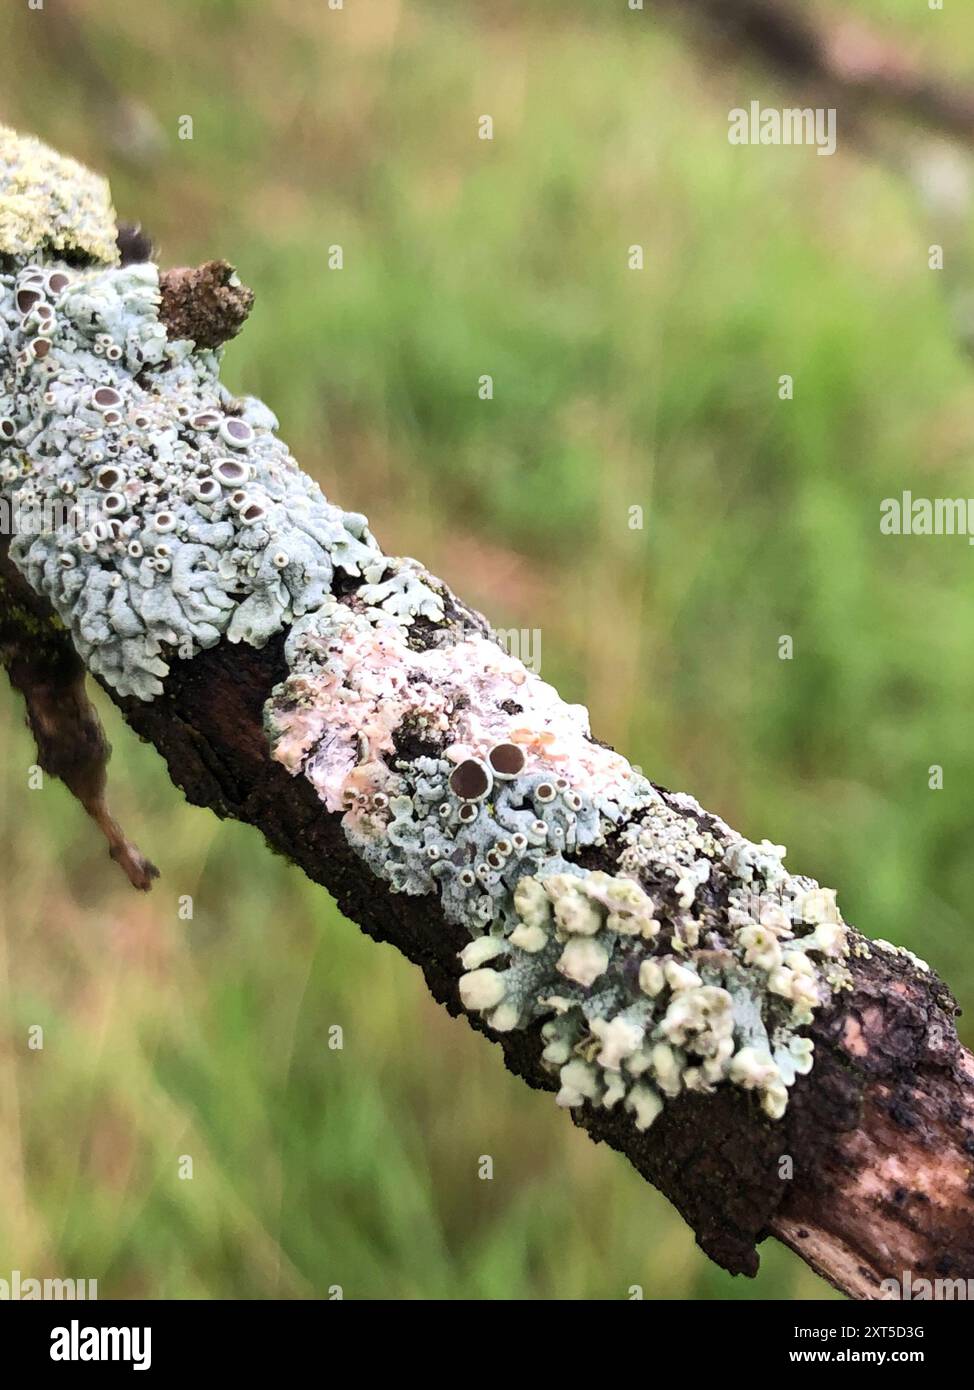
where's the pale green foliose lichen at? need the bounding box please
[0,127,439,699]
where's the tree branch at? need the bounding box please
[2,129,973,1299]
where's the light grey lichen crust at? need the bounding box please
[0,128,853,1138]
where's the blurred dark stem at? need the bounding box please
[658,0,974,144]
[0,539,158,890]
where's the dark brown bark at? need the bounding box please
[157,260,254,349]
[774,950,974,1299]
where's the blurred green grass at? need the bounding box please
[2,0,974,1298]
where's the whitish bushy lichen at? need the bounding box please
[1,129,852,1137]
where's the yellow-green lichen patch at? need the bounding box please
[0,128,118,265]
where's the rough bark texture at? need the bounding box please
[773,951,974,1298]
[2,212,973,1296]
[157,260,254,349]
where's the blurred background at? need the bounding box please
[2,0,974,1300]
